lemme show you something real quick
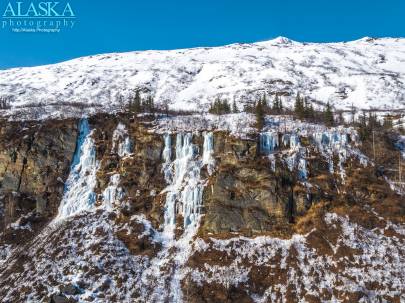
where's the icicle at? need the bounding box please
[289,134,300,149]
[260,132,279,172]
[164,192,177,228]
[118,137,133,157]
[396,136,405,159]
[260,132,279,154]
[298,158,308,180]
[312,130,351,180]
[56,118,99,220]
[162,134,173,183]
[285,153,297,172]
[163,134,172,163]
[282,134,290,147]
[70,118,90,169]
[202,132,215,175]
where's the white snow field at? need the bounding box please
[0,37,405,120]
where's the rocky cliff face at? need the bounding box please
[0,119,77,246]
[0,113,403,303]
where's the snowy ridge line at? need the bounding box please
[1,37,405,121]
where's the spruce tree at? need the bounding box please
[272,95,280,114]
[294,93,304,119]
[149,96,155,113]
[278,97,283,113]
[261,94,268,113]
[232,100,239,113]
[209,97,231,115]
[308,102,315,122]
[324,102,334,127]
[367,111,380,131]
[141,98,147,112]
[134,91,141,113]
[358,111,369,141]
[127,90,142,114]
[337,112,345,125]
[303,96,310,118]
[255,100,265,130]
[398,116,404,133]
[222,99,231,113]
[209,102,214,114]
[350,103,356,125]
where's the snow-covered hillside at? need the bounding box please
[1,36,405,120]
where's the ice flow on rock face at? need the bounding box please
[202,132,215,175]
[162,132,214,237]
[397,136,405,159]
[112,123,133,157]
[102,174,124,210]
[312,131,351,178]
[162,134,173,183]
[260,131,307,179]
[260,132,279,154]
[56,119,99,220]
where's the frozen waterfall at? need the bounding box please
[312,131,348,148]
[260,132,279,154]
[162,132,214,237]
[298,158,308,180]
[162,134,173,183]
[102,174,124,209]
[202,132,215,175]
[112,123,133,157]
[56,118,99,220]
[312,131,350,178]
[260,132,279,172]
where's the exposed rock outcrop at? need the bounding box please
[0,113,404,302]
[0,119,77,245]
